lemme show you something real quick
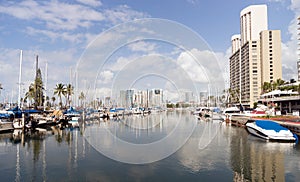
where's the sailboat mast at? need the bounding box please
[35,55,38,110]
[18,50,23,108]
[44,62,48,110]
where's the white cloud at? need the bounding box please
[279,0,300,80]
[127,41,156,53]
[186,0,199,5]
[76,0,102,7]
[99,70,114,84]
[0,0,105,31]
[177,49,225,85]
[104,5,150,25]
[26,27,84,43]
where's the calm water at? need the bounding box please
[1,110,300,181]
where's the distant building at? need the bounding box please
[149,89,163,107]
[229,4,282,107]
[119,90,134,108]
[119,89,164,108]
[179,89,194,103]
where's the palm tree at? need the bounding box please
[54,83,66,109]
[262,82,272,93]
[78,91,85,107]
[45,96,50,107]
[51,96,56,107]
[24,84,35,107]
[0,83,2,104]
[65,84,74,108]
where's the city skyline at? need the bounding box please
[0,0,299,103]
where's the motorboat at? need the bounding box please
[0,119,14,132]
[193,107,211,117]
[245,119,298,142]
[220,107,242,121]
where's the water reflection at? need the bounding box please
[0,111,300,181]
[230,126,295,182]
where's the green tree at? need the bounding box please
[24,84,35,107]
[45,96,50,107]
[262,82,272,93]
[0,83,3,102]
[65,83,74,108]
[51,96,56,107]
[33,68,44,109]
[54,83,66,109]
[78,91,85,107]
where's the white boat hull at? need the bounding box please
[246,122,296,141]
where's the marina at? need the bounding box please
[0,110,300,181]
[0,1,300,182]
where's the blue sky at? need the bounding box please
[0,0,299,103]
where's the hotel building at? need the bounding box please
[229,4,282,107]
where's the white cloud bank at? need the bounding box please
[281,0,300,80]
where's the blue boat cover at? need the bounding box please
[255,120,288,132]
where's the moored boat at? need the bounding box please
[245,119,298,142]
[0,119,14,133]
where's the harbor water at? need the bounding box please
[1,110,300,181]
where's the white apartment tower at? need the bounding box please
[240,5,268,46]
[229,4,282,107]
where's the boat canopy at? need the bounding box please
[255,120,288,132]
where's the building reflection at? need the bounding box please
[230,127,293,181]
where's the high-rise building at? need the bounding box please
[149,89,163,107]
[229,5,282,107]
[240,5,268,46]
[231,34,241,54]
[260,30,282,83]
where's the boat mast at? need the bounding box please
[18,50,23,109]
[44,61,48,111]
[35,55,38,110]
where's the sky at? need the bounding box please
[0,0,299,103]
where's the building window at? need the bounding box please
[270,65,273,67]
[253,70,257,73]
[270,69,273,71]
[270,57,273,60]
[269,50,272,52]
[270,73,273,75]
[252,45,257,47]
[270,61,273,64]
[269,54,272,56]
[269,42,272,45]
[269,46,272,49]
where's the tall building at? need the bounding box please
[260,30,282,83]
[240,5,268,46]
[298,16,300,81]
[149,89,163,107]
[229,5,282,107]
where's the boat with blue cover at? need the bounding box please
[245,119,298,142]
